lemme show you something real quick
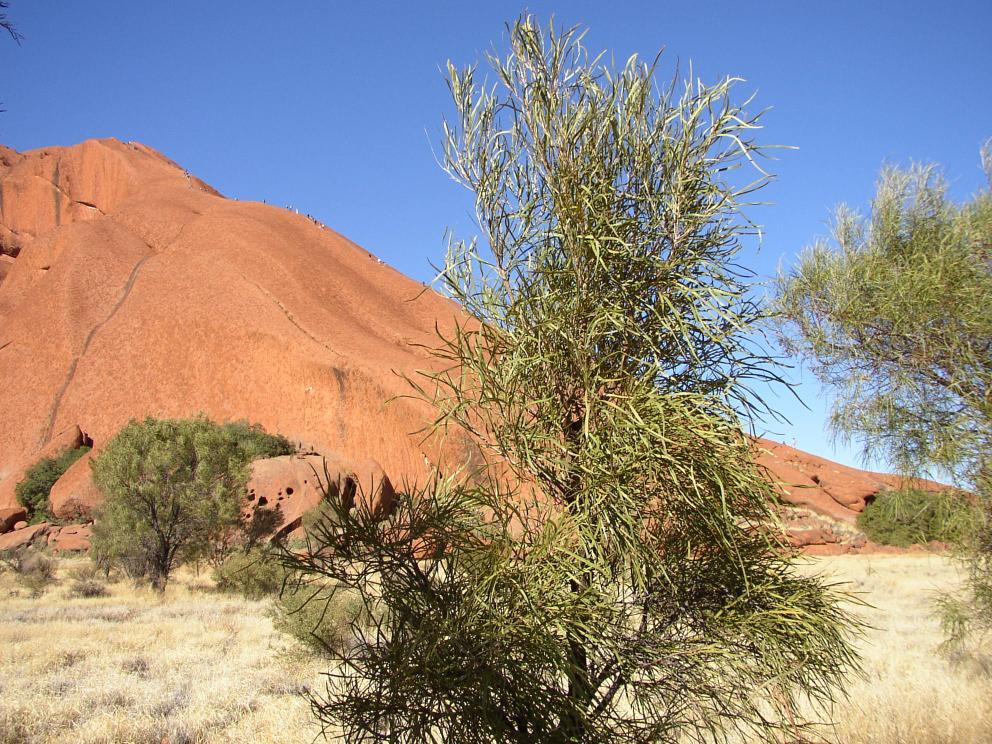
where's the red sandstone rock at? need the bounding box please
[804,543,851,557]
[245,452,396,539]
[49,450,101,519]
[0,424,87,511]
[754,437,948,527]
[48,524,92,553]
[12,520,26,530]
[0,138,948,553]
[787,527,839,549]
[0,139,462,513]
[0,506,27,533]
[0,522,51,551]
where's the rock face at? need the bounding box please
[244,452,396,539]
[48,523,92,553]
[0,138,465,512]
[0,506,27,533]
[756,438,948,552]
[0,138,948,552]
[756,438,945,521]
[0,522,51,551]
[49,450,100,520]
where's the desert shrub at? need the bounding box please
[222,420,295,460]
[15,445,90,522]
[212,547,285,599]
[91,416,294,592]
[2,549,59,595]
[68,578,109,598]
[274,585,364,656]
[287,16,859,742]
[859,488,980,547]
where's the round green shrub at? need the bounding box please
[858,487,980,547]
[274,586,364,656]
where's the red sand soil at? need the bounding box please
[0,138,947,554]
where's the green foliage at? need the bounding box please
[91,416,292,592]
[273,583,364,657]
[287,16,859,743]
[858,487,980,547]
[212,547,285,599]
[775,145,992,485]
[776,141,992,646]
[15,446,90,522]
[221,420,295,461]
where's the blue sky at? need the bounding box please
[2,1,990,471]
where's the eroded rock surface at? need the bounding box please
[0,139,463,513]
[0,138,950,553]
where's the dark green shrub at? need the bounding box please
[858,488,980,547]
[213,548,285,599]
[15,446,90,522]
[222,420,295,460]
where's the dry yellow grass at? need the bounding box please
[802,553,992,744]
[1,552,990,743]
[0,559,325,744]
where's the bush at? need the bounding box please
[213,548,285,599]
[858,488,980,547]
[1,549,59,595]
[274,585,364,656]
[68,578,109,598]
[222,420,295,460]
[91,416,295,592]
[15,446,90,522]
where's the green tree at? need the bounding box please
[287,17,859,743]
[776,143,992,643]
[91,416,293,591]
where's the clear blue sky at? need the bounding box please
[2,1,990,471]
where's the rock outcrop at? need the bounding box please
[0,506,27,533]
[244,452,396,539]
[49,450,100,520]
[0,138,464,514]
[0,138,951,554]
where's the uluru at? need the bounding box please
[0,138,469,516]
[0,137,941,550]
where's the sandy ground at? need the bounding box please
[0,553,990,743]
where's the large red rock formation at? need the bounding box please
[0,138,463,514]
[0,138,948,553]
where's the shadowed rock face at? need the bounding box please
[0,138,947,553]
[0,138,462,511]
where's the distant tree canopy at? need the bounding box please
[776,143,992,644]
[91,416,293,591]
[286,16,860,743]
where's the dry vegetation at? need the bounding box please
[803,553,992,744]
[1,552,990,743]
[0,558,326,744]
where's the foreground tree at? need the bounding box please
[91,416,293,591]
[776,143,992,644]
[288,17,859,742]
